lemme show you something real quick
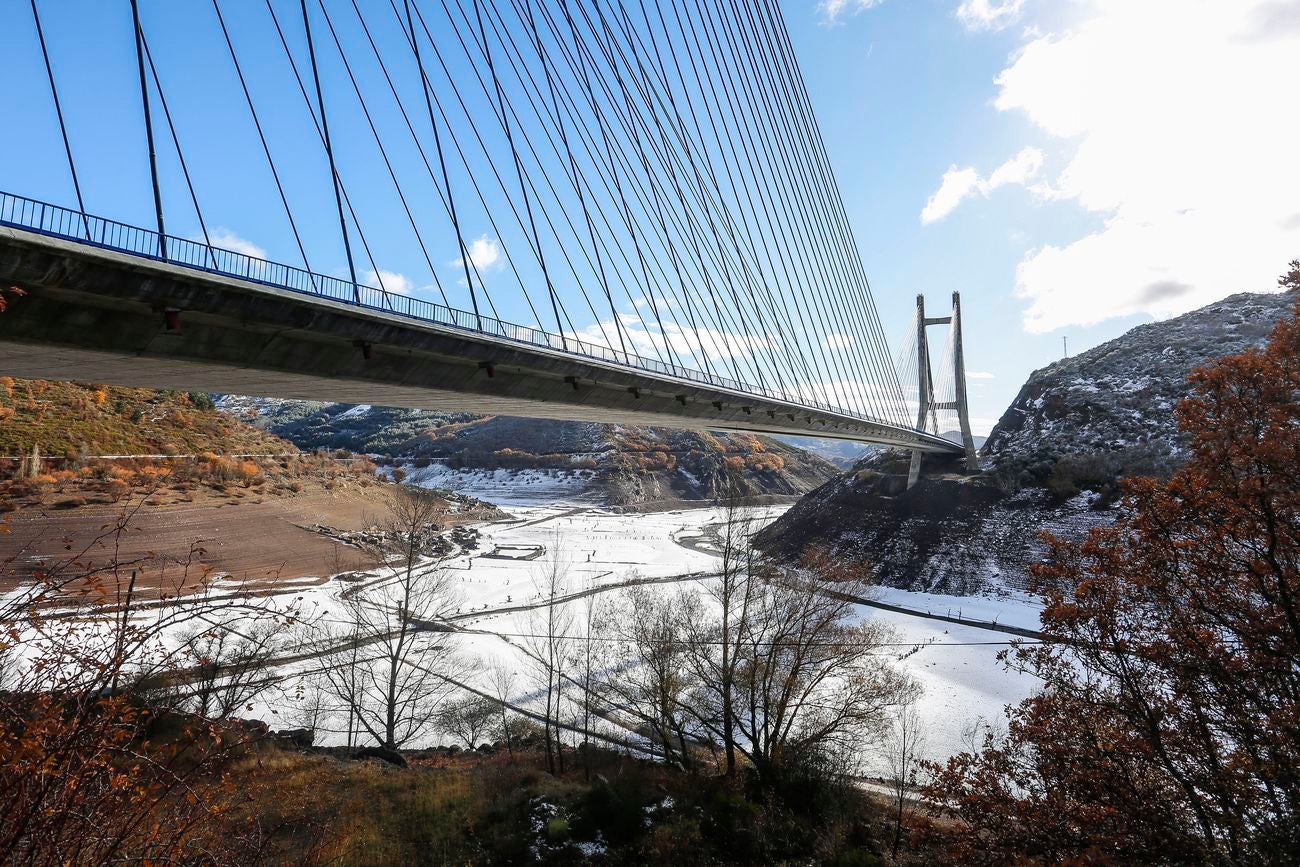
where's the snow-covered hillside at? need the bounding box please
[760,291,1298,593]
[216,399,838,509]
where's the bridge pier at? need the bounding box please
[905,291,979,489]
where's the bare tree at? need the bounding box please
[680,470,759,775]
[728,551,917,783]
[577,581,599,780]
[526,531,573,774]
[489,661,519,758]
[322,488,463,750]
[290,671,331,739]
[887,691,928,859]
[177,613,290,720]
[599,582,697,770]
[437,693,497,749]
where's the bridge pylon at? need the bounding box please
[906,291,980,488]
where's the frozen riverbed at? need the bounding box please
[201,499,1043,769]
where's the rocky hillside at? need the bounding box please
[218,398,838,509]
[758,291,1298,594]
[985,292,1296,492]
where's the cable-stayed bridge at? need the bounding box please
[0,0,968,456]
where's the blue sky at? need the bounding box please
[3,0,1296,433]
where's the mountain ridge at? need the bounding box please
[757,290,1298,593]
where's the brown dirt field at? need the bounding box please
[0,483,499,601]
[0,489,390,599]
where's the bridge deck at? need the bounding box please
[0,198,956,452]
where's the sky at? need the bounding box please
[2,0,1297,434]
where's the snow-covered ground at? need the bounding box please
[391,463,603,507]
[28,497,1041,770]
[216,499,1039,767]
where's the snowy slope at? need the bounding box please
[760,291,1297,594]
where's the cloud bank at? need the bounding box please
[993,0,1300,333]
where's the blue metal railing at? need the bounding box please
[0,189,911,432]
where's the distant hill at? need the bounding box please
[219,398,838,509]
[773,436,876,468]
[758,291,1298,594]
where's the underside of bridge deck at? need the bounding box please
[0,227,957,452]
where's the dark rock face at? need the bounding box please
[759,292,1296,593]
[758,456,1111,594]
[216,399,837,508]
[352,746,407,767]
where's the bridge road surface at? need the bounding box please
[0,225,957,452]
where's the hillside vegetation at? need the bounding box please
[0,378,292,459]
[219,398,838,507]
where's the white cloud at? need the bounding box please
[966,370,996,380]
[206,229,265,260]
[451,234,501,272]
[567,314,772,365]
[920,147,1045,224]
[364,269,415,295]
[819,0,886,25]
[990,0,1300,332]
[956,0,1027,32]
[824,333,855,350]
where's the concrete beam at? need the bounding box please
[0,226,958,453]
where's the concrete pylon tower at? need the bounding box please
[950,291,980,472]
[906,291,980,488]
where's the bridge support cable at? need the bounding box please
[28,0,89,240]
[300,0,359,303]
[588,4,742,381]
[728,0,897,424]
[139,33,215,268]
[472,0,566,350]
[748,0,898,419]
[569,0,790,389]
[401,0,568,332]
[670,0,844,409]
[564,0,826,408]
[129,0,167,260]
[647,0,826,399]
[403,0,479,322]
[763,5,909,430]
[260,0,404,308]
[708,0,884,419]
[522,0,801,387]
[458,0,635,356]
[553,0,688,370]
[524,0,626,360]
[210,0,318,290]
[464,0,733,375]
[527,0,748,376]
[680,0,863,417]
[598,0,797,391]
[311,0,456,309]
[479,0,771,382]
[629,0,819,394]
[763,0,911,427]
[462,0,696,369]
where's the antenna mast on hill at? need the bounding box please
[906,292,979,488]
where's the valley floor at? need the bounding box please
[205,497,1041,771]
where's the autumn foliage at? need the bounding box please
[923,297,1300,863]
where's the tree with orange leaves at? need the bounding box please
[923,290,1300,864]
